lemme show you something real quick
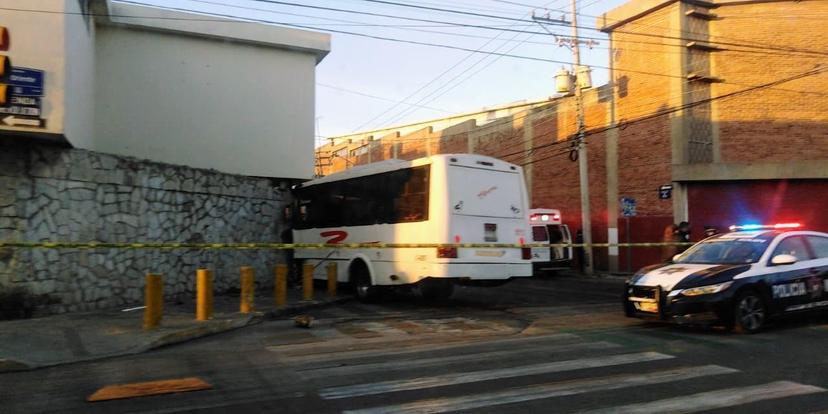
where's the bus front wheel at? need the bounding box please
[351,261,380,303]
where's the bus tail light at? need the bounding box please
[521,247,531,260]
[437,246,458,258]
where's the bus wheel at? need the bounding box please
[351,261,379,303]
[420,278,454,302]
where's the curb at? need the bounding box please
[0,358,31,372]
[146,313,261,350]
[264,295,353,319]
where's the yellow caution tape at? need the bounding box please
[0,241,695,250]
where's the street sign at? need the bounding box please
[11,85,42,97]
[9,67,44,89]
[1,67,45,129]
[659,184,673,200]
[621,197,637,217]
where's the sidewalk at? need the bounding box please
[0,287,351,372]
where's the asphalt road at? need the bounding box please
[5,275,828,414]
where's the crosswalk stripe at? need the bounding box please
[320,351,674,399]
[270,326,572,354]
[343,365,737,414]
[580,380,826,414]
[274,333,581,365]
[299,341,621,379]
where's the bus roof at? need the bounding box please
[296,154,520,189]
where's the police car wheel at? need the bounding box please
[733,291,767,334]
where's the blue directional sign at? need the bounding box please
[1,67,46,128]
[621,197,637,217]
[9,67,44,89]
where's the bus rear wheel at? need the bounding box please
[420,278,454,302]
[351,261,380,303]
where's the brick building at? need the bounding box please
[316,0,828,272]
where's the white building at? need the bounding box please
[0,0,330,179]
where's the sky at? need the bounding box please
[129,0,629,144]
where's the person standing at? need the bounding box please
[661,223,679,262]
[677,221,692,254]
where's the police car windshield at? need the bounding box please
[675,238,769,264]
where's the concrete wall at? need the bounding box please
[63,0,96,148]
[93,24,318,179]
[0,140,290,314]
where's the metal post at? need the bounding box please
[275,264,288,308]
[240,266,254,313]
[143,273,163,330]
[196,268,213,321]
[303,263,314,301]
[327,262,337,298]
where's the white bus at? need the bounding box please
[529,208,573,273]
[292,154,533,301]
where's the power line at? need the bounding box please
[7,2,825,60]
[352,0,563,24]
[377,2,557,128]
[345,0,562,132]
[338,0,828,57]
[316,83,456,114]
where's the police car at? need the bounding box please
[623,223,828,333]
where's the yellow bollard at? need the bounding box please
[196,268,213,321]
[240,266,255,313]
[302,263,314,301]
[274,264,287,308]
[327,262,337,298]
[143,273,163,330]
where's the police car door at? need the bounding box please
[768,235,818,312]
[803,235,828,307]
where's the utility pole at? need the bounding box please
[533,2,595,275]
[570,0,594,275]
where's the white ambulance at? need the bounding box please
[529,208,573,273]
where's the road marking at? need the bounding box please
[344,365,736,414]
[272,332,581,364]
[299,341,620,378]
[320,351,674,399]
[580,380,826,414]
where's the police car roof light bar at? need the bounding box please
[729,223,802,231]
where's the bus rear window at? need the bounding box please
[448,166,524,219]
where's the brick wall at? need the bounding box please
[711,1,828,163]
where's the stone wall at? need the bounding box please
[0,139,290,314]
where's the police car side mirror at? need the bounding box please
[672,254,682,262]
[771,254,797,266]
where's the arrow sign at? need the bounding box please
[2,115,43,128]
